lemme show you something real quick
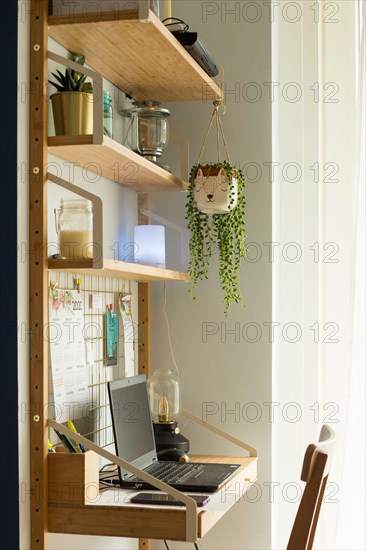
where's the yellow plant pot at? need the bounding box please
[50,92,93,136]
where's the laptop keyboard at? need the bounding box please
[129,462,205,484]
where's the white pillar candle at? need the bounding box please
[134,225,166,268]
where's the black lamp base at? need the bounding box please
[153,422,190,461]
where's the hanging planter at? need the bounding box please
[186,101,246,315]
[194,163,238,214]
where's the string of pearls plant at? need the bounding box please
[186,160,246,315]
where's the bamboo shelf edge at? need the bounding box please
[48,8,141,25]
[48,135,188,193]
[48,502,196,541]
[48,258,189,283]
[48,9,223,102]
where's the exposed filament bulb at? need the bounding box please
[158,394,169,423]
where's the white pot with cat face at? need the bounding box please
[194,165,238,214]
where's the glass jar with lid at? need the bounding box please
[55,198,93,260]
[103,91,113,138]
[121,101,170,166]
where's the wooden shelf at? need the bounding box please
[48,258,189,283]
[29,3,225,547]
[48,456,258,541]
[48,135,188,193]
[48,9,222,102]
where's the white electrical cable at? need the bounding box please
[163,284,193,433]
[163,283,180,379]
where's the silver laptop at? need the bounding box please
[108,375,240,493]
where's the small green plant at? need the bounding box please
[48,54,93,93]
[186,161,246,315]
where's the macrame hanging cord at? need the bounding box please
[197,100,231,166]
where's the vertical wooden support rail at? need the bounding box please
[138,282,151,550]
[138,283,150,379]
[29,1,48,548]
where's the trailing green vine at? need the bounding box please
[186,161,246,315]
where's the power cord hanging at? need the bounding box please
[162,17,189,31]
[162,284,192,433]
[163,540,204,550]
[163,283,180,378]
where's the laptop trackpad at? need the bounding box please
[201,471,226,482]
[192,464,239,483]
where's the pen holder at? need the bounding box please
[48,450,100,505]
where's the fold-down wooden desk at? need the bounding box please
[49,454,258,542]
[48,414,257,543]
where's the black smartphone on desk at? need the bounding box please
[130,493,210,507]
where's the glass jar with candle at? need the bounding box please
[55,199,93,260]
[147,369,180,424]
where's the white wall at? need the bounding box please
[150,1,272,548]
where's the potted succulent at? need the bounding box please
[186,160,246,315]
[49,55,93,136]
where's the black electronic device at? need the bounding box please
[171,31,219,77]
[153,421,190,461]
[130,492,210,507]
[157,447,190,462]
[107,375,241,493]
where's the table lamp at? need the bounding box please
[133,224,166,268]
[147,369,190,461]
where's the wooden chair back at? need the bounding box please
[286,424,337,550]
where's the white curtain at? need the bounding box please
[320,1,365,548]
[273,1,365,548]
[333,2,365,547]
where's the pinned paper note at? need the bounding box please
[105,304,118,367]
[89,292,102,310]
[118,293,135,377]
[48,288,89,422]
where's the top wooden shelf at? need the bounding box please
[48,9,223,103]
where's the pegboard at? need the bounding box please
[48,270,138,449]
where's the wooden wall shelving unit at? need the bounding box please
[29,3,256,550]
[30,2,196,547]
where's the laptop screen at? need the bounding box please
[108,375,157,478]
